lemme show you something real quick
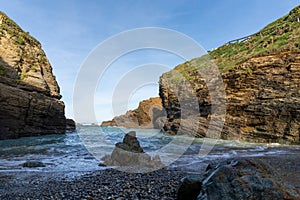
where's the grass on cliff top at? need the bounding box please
[0,11,40,46]
[210,5,300,72]
[163,5,300,83]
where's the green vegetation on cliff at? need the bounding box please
[159,6,300,144]
[0,11,40,46]
[210,5,300,71]
[0,11,61,98]
[163,5,300,82]
[0,11,66,139]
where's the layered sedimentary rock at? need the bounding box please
[159,6,300,144]
[102,6,300,144]
[0,12,66,139]
[101,97,166,129]
[160,51,300,144]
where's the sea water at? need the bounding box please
[0,126,299,175]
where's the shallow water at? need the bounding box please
[0,126,299,175]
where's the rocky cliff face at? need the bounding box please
[0,12,66,139]
[159,6,300,144]
[101,97,166,129]
[159,51,300,144]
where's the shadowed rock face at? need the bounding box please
[0,12,66,139]
[177,158,300,200]
[101,97,166,129]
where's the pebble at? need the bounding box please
[0,169,187,199]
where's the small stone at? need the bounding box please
[22,161,46,168]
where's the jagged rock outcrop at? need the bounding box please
[177,158,300,200]
[159,6,300,144]
[101,97,166,129]
[0,12,66,139]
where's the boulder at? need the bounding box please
[22,161,45,168]
[66,119,76,132]
[177,176,202,200]
[101,131,164,168]
[177,158,300,200]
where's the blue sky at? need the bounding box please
[1,1,299,123]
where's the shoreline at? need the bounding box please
[1,152,299,199]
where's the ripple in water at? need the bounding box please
[0,126,299,174]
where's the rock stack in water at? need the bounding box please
[102,131,164,169]
[0,12,66,139]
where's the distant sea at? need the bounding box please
[0,126,299,176]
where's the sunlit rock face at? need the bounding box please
[101,97,166,129]
[0,12,66,139]
[159,51,300,144]
[159,6,300,144]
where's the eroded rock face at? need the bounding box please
[177,158,300,200]
[0,12,66,139]
[101,97,166,129]
[159,51,300,144]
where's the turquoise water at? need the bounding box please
[0,126,299,174]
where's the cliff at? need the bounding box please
[159,6,300,144]
[101,97,165,129]
[0,12,66,139]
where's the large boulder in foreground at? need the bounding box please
[101,131,164,169]
[177,158,300,200]
[0,12,66,139]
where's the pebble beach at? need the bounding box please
[1,152,300,200]
[0,168,188,200]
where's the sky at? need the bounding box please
[1,0,299,123]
